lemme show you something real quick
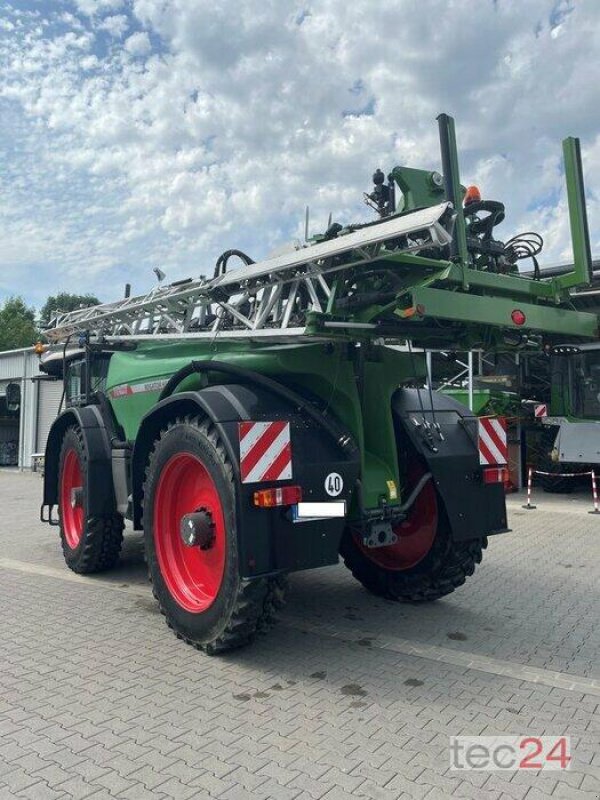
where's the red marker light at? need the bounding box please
[511,309,526,326]
[253,485,302,508]
[483,466,509,485]
[464,185,481,206]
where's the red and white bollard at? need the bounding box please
[522,466,536,510]
[589,470,600,515]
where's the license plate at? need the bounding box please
[292,501,346,522]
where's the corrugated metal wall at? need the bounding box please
[0,350,32,381]
[0,349,45,468]
[36,380,64,455]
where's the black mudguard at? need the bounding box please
[392,389,509,542]
[131,384,360,578]
[41,405,117,523]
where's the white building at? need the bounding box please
[0,347,62,469]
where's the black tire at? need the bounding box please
[142,416,287,654]
[58,426,124,574]
[340,515,487,602]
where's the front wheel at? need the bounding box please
[142,416,286,654]
[58,426,124,573]
[340,473,486,601]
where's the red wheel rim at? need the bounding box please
[356,465,437,571]
[60,448,84,549]
[154,453,226,613]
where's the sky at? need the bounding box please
[1,0,599,312]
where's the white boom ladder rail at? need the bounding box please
[44,203,453,343]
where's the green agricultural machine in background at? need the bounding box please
[520,341,600,491]
[39,114,598,653]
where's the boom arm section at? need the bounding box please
[41,115,598,355]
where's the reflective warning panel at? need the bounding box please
[478,417,508,465]
[239,421,292,483]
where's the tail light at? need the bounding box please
[253,485,303,508]
[482,467,509,485]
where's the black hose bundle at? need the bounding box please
[214,249,255,278]
[504,232,544,279]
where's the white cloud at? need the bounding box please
[73,0,125,17]
[99,14,129,38]
[123,30,151,56]
[0,0,599,309]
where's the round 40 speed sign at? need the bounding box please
[324,472,344,497]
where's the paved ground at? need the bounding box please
[0,472,598,800]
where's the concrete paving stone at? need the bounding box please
[320,787,358,800]
[319,767,366,794]
[33,763,78,789]
[352,780,403,800]
[0,768,42,794]
[448,781,499,800]
[115,787,168,800]
[69,759,114,783]
[1,476,600,800]
[14,781,68,800]
[285,756,330,781]
[259,782,304,800]
[484,774,556,799]
[218,785,273,800]
[552,783,600,799]
[133,750,179,773]
[149,777,201,799]
[221,766,269,792]
[52,775,102,799]
[162,759,208,785]
[191,772,238,797]
[91,729,128,750]
[83,792,121,800]
[93,769,140,795]
[580,773,600,793]
[63,743,113,767]
[125,765,170,791]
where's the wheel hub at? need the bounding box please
[70,487,83,509]
[180,508,216,550]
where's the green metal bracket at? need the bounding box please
[404,286,599,339]
[390,166,446,213]
[552,136,593,292]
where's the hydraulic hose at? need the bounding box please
[158,360,358,458]
[213,249,255,278]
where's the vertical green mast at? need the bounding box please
[554,136,594,292]
[437,113,469,285]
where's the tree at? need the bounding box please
[39,292,100,328]
[0,297,38,351]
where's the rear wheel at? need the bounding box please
[340,466,486,601]
[58,426,124,573]
[142,416,286,654]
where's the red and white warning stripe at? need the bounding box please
[534,403,548,418]
[239,421,292,484]
[478,417,508,465]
